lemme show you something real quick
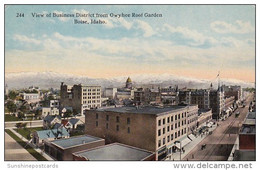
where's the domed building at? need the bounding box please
[125,77,132,89]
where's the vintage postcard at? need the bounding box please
[3,3,256,168]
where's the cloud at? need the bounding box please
[13,34,41,45]
[134,20,156,37]
[162,24,217,47]
[210,20,254,34]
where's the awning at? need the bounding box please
[188,134,196,141]
[175,137,192,149]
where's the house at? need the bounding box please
[31,127,69,147]
[43,115,62,129]
[42,107,60,118]
[61,118,84,130]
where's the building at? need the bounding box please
[104,88,117,99]
[134,88,161,105]
[49,100,60,108]
[224,96,235,117]
[43,115,62,129]
[197,109,212,128]
[31,127,69,147]
[62,118,84,130]
[42,107,60,118]
[4,84,9,95]
[20,92,40,103]
[178,89,210,110]
[73,143,155,161]
[222,85,242,101]
[209,89,225,120]
[44,135,105,160]
[232,112,255,161]
[60,83,102,116]
[85,105,198,160]
[159,86,179,105]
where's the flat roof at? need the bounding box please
[96,105,194,115]
[247,112,255,119]
[73,143,153,160]
[51,135,103,149]
[233,150,255,161]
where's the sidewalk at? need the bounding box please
[10,128,53,160]
[170,124,217,161]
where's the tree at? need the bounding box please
[8,90,18,100]
[63,110,72,119]
[6,101,17,113]
[73,109,78,116]
[18,112,25,119]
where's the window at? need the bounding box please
[171,116,173,122]
[171,125,173,130]
[182,120,183,126]
[106,123,109,129]
[163,118,165,125]
[175,132,177,138]
[163,138,165,145]
[175,115,177,120]
[127,117,130,125]
[106,115,109,121]
[181,129,183,135]
[167,135,170,142]
[96,121,98,127]
[171,134,173,140]
[158,140,161,147]
[178,122,180,127]
[128,127,130,133]
[116,116,120,123]
[167,117,170,123]
[175,123,177,128]
[158,119,161,126]
[182,113,184,118]
[116,125,119,131]
[178,114,180,119]
[178,131,180,137]
[96,113,98,119]
[167,126,170,132]
[163,128,165,134]
[158,129,161,136]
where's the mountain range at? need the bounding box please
[5,71,255,90]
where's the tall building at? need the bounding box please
[60,83,102,115]
[134,88,161,105]
[209,88,225,119]
[84,105,198,160]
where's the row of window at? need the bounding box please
[83,100,101,104]
[83,96,101,99]
[95,121,131,133]
[96,114,131,125]
[83,89,101,92]
[158,113,187,126]
[158,129,186,147]
[158,120,187,136]
[82,93,101,96]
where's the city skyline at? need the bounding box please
[5,5,255,83]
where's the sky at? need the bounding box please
[5,5,255,83]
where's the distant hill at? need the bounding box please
[5,71,255,90]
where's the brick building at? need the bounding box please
[84,105,198,160]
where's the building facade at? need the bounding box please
[84,105,198,160]
[60,83,102,115]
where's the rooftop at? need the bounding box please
[36,127,69,139]
[73,143,154,160]
[95,105,193,115]
[233,150,255,161]
[247,112,255,119]
[51,135,103,149]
